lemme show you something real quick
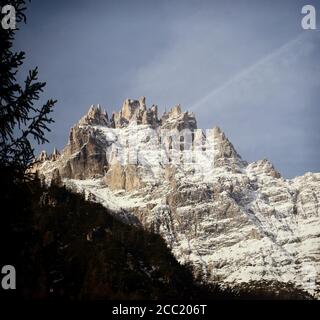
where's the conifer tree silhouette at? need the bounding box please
[0,0,56,179]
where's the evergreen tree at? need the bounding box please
[0,0,56,179]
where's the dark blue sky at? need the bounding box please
[15,0,320,178]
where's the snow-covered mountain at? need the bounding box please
[31,97,320,298]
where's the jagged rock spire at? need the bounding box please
[209,126,247,171]
[78,104,109,126]
[111,97,159,128]
[160,104,197,131]
[247,159,281,178]
[38,150,48,162]
[51,147,60,161]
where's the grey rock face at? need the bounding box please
[62,125,108,179]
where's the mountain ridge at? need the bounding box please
[30,97,320,298]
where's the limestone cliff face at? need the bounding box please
[32,98,320,298]
[32,113,108,180]
[61,125,107,179]
[104,161,142,192]
[104,160,125,190]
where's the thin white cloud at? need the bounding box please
[189,32,307,111]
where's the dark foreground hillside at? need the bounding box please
[0,169,313,300]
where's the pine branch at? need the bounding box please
[0,0,57,178]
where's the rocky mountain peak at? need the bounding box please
[210,126,247,171]
[51,147,61,161]
[77,98,198,131]
[37,150,49,162]
[112,97,159,128]
[31,97,320,298]
[247,159,281,178]
[161,105,197,131]
[78,104,109,126]
[170,104,182,117]
[37,147,61,163]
